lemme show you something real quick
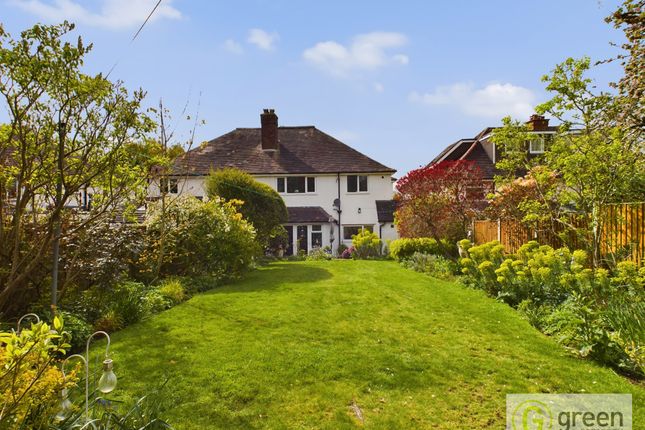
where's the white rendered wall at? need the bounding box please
[254,173,397,246]
[147,172,399,248]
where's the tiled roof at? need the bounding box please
[287,206,332,223]
[430,139,475,164]
[461,141,498,179]
[375,200,397,223]
[429,117,562,180]
[174,127,395,176]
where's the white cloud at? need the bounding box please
[303,31,409,77]
[392,54,409,65]
[9,0,181,29]
[409,82,536,119]
[373,82,385,93]
[223,39,243,55]
[247,28,279,51]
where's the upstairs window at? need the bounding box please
[347,175,368,193]
[277,176,315,194]
[287,177,306,193]
[160,178,178,194]
[529,138,545,154]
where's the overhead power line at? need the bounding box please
[131,0,163,43]
[105,0,163,78]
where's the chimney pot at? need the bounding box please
[261,108,279,151]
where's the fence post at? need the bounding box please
[497,219,501,242]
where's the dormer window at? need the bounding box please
[529,137,545,154]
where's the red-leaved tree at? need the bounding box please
[395,160,486,250]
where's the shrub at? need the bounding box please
[400,252,456,280]
[110,281,152,326]
[336,243,348,256]
[459,239,645,376]
[57,311,93,353]
[181,275,220,295]
[94,309,124,333]
[158,279,186,304]
[143,289,172,313]
[340,246,354,259]
[307,247,332,261]
[389,238,455,260]
[0,317,78,429]
[61,221,143,291]
[351,229,382,259]
[543,294,626,370]
[75,281,151,332]
[516,299,553,331]
[458,240,571,305]
[141,195,259,279]
[205,168,288,247]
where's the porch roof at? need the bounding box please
[287,206,333,224]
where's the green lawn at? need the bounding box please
[104,261,643,429]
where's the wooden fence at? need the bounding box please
[600,202,645,265]
[473,202,645,265]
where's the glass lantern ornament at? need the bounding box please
[56,388,73,421]
[98,358,117,393]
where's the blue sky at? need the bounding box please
[2,0,626,175]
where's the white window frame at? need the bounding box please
[342,225,373,241]
[160,178,178,194]
[347,175,368,193]
[529,137,545,154]
[310,224,323,250]
[277,176,316,194]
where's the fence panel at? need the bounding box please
[473,220,498,245]
[472,203,644,264]
[499,220,532,253]
[601,202,644,265]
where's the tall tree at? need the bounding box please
[492,58,645,265]
[603,0,644,135]
[0,22,155,315]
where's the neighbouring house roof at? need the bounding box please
[287,206,333,224]
[430,139,498,180]
[375,200,397,223]
[173,127,396,176]
[430,138,475,164]
[429,115,561,181]
[461,141,498,179]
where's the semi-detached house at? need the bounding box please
[149,109,399,255]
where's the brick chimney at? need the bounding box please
[526,114,549,131]
[261,109,279,151]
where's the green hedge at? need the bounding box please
[389,238,455,260]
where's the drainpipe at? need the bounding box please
[336,173,342,253]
